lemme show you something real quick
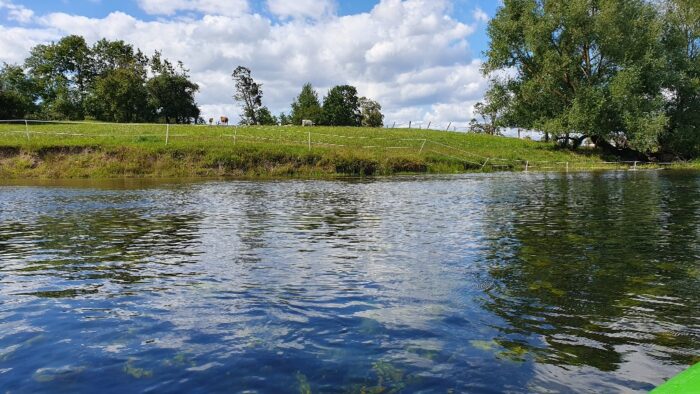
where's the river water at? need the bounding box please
[0,172,698,393]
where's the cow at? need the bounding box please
[220,116,229,125]
[302,119,314,127]
[208,118,214,125]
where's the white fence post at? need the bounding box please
[165,123,170,145]
[24,119,29,140]
[234,129,237,145]
[308,131,311,151]
[566,162,569,172]
[525,161,529,172]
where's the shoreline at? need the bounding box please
[1,125,697,179]
[0,146,696,180]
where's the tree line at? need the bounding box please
[0,34,385,128]
[0,35,200,123]
[231,66,384,127]
[479,0,700,159]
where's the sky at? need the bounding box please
[0,0,501,126]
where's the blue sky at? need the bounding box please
[0,0,499,124]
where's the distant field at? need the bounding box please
[0,121,692,178]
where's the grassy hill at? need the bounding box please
[0,122,690,178]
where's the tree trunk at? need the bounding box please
[590,135,647,160]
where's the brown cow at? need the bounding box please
[220,116,229,125]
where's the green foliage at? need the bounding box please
[290,83,322,125]
[92,68,151,123]
[483,0,670,155]
[660,0,700,158]
[256,106,278,125]
[232,66,263,125]
[147,53,200,124]
[18,35,199,123]
[0,64,37,118]
[278,112,291,125]
[359,97,384,127]
[25,35,94,120]
[320,85,361,126]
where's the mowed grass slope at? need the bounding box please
[0,121,652,178]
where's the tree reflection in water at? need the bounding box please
[481,172,700,374]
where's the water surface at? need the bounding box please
[1,172,698,393]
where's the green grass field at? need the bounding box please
[0,121,693,178]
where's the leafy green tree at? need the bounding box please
[483,0,667,155]
[359,97,384,127]
[232,66,262,125]
[320,85,361,126]
[290,83,322,125]
[256,107,278,125]
[0,90,28,119]
[92,68,151,123]
[660,0,700,158]
[0,64,37,118]
[24,35,92,119]
[278,112,291,125]
[147,51,200,124]
[91,39,146,76]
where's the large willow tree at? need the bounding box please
[483,0,671,156]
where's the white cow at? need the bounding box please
[302,119,314,127]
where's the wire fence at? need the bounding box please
[0,119,684,172]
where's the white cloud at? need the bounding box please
[0,0,489,125]
[267,0,336,20]
[472,7,489,23]
[137,0,249,16]
[0,0,35,23]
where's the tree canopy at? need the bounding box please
[482,0,700,158]
[359,97,384,128]
[290,83,322,125]
[4,35,200,123]
[320,85,362,126]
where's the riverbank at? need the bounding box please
[0,123,695,178]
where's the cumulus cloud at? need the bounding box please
[267,0,336,20]
[0,0,489,125]
[472,7,489,23]
[0,0,34,23]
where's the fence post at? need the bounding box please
[566,162,569,173]
[419,139,427,153]
[408,121,412,129]
[525,161,529,172]
[633,161,638,170]
[165,123,170,145]
[427,121,431,129]
[234,128,237,145]
[308,131,311,151]
[446,122,451,131]
[24,119,29,140]
[392,121,396,129]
